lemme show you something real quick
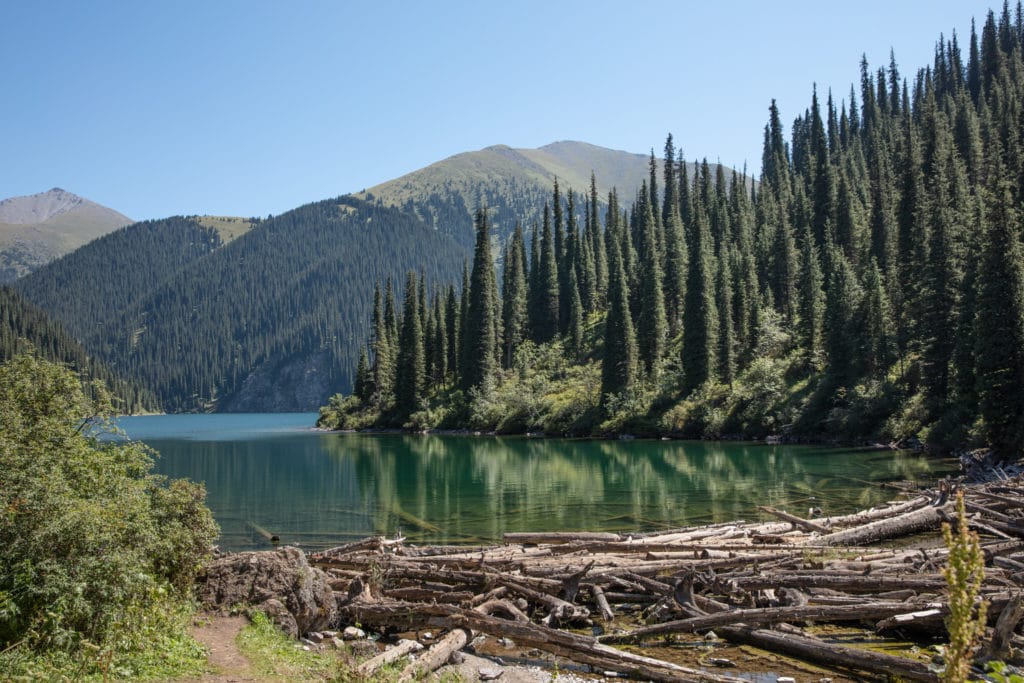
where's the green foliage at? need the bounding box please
[0,350,218,669]
[941,490,987,683]
[238,610,337,680]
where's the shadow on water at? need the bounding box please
[134,416,957,551]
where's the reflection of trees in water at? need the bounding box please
[154,433,957,549]
[323,436,956,543]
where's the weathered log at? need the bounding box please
[600,602,941,643]
[758,505,830,533]
[310,536,383,560]
[503,531,622,544]
[382,588,474,604]
[732,572,950,592]
[356,638,423,677]
[397,627,470,681]
[817,503,950,546]
[715,624,938,682]
[474,599,529,623]
[590,584,615,621]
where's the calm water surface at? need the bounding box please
[117,413,958,551]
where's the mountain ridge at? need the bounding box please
[0,188,132,282]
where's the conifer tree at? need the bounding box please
[501,224,529,367]
[354,346,371,401]
[566,267,584,361]
[371,282,395,405]
[601,237,637,407]
[974,179,1024,453]
[861,259,897,379]
[662,136,687,334]
[445,284,459,384]
[796,229,825,355]
[823,250,863,385]
[589,173,608,304]
[682,192,718,394]
[395,271,425,417]
[716,251,736,387]
[635,188,667,378]
[530,205,560,343]
[461,209,498,394]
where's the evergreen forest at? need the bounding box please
[321,6,1024,455]
[15,197,465,412]
[0,286,156,412]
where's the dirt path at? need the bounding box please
[185,614,258,683]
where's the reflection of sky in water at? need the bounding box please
[133,414,958,551]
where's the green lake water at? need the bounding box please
[116,413,959,551]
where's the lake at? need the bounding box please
[116,413,959,551]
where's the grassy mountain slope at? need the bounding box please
[358,141,727,247]
[0,188,132,282]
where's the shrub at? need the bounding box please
[0,350,218,662]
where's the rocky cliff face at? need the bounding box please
[221,348,336,413]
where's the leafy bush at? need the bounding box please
[0,350,218,668]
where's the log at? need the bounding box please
[498,577,590,625]
[715,624,938,682]
[397,627,469,681]
[732,573,950,592]
[817,503,949,546]
[600,602,941,643]
[590,584,615,621]
[356,638,423,677]
[758,505,830,533]
[503,531,622,544]
[245,521,280,545]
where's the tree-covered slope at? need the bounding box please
[17,197,465,412]
[325,6,1024,456]
[0,286,155,412]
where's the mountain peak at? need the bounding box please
[0,187,88,225]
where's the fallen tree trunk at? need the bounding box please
[716,624,939,682]
[398,627,470,682]
[600,602,943,642]
[817,503,950,546]
[356,638,423,677]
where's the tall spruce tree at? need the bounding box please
[530,204,560,343]
[461,209,498,394]
[395,271,425,417]
[682,192,718,393]
[501,224,529,368]
[601,237,638,407]
[974,179,1024,453]
[635,188,667,378]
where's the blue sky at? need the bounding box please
[1,0,994,220]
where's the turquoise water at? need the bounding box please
[116,414,958,551]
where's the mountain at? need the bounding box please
[15,197,465,412]
[16,141,745,412]
[358,141,731,247]
[0,188,132,282]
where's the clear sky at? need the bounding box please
[1,0,996,221]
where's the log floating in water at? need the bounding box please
[245,521,279,545]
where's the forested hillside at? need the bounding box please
[323,6,1024,455]
[0,286,155,412]
[16,197,465,412]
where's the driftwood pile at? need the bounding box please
[311,478,1024,682]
